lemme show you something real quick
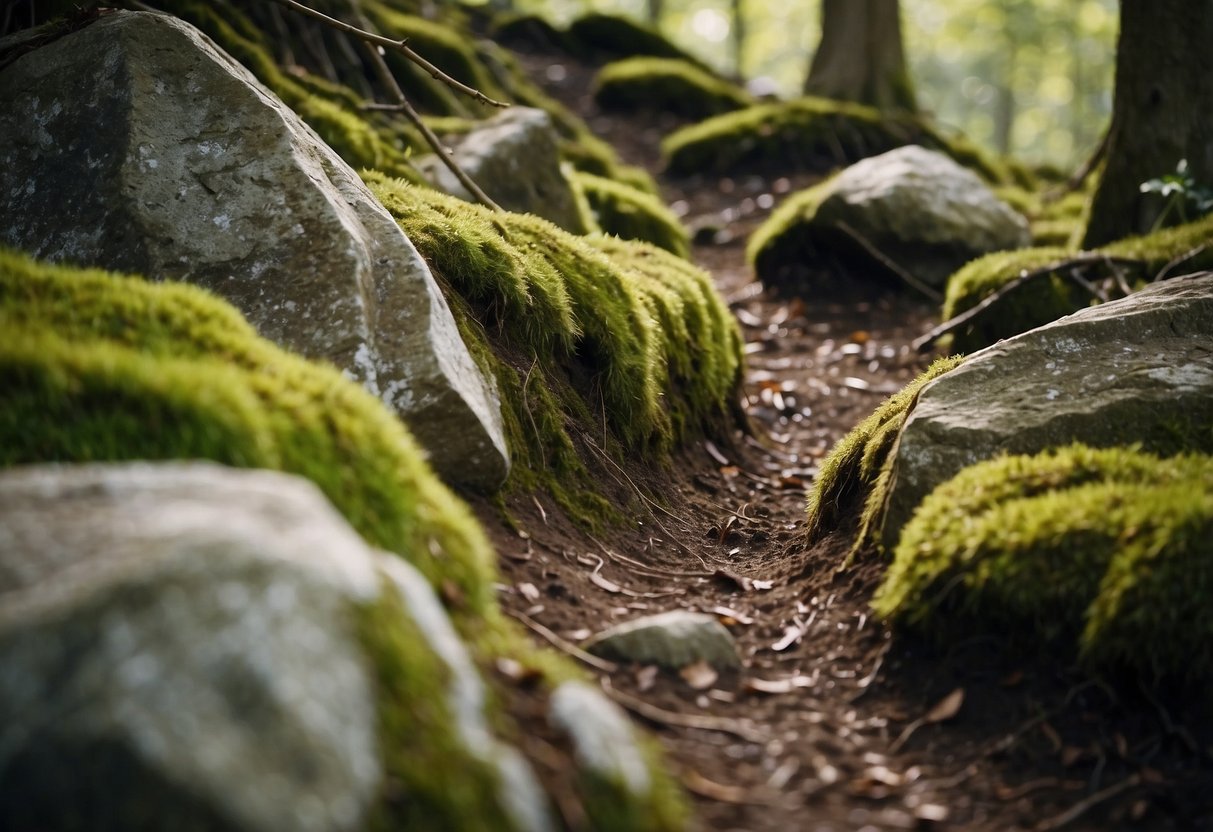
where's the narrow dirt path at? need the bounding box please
[471,44,1213,832]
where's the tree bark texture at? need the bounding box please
[1082,0,1213,248]
[646,0,664,27]
[804,0,916,112]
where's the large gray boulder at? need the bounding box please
[757,145,1030,292]
[0,462,552,832]
[879,272,1213,548]
[417,107,591,234]
[0,11,508,490]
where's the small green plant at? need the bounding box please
[1140,159,1213,230]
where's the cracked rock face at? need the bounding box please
[880,272,1213,548]
[0,11,508,490]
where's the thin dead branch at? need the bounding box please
[1154,243,1210,282]
[1045,128,1109,203]
[1033,774,1142,831]
[263,0,508,107]
[835,221,944,303]
[601,677,769,743]
[507,610,619,673]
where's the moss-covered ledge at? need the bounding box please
[363,173,744,526]
[874,446,1213,683]
[593,57,751,121]
[940,213,1213,353]
[570,169,692,257]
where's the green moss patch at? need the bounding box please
[593,57,750,121]
[941,213,1213,353]
[805,356,965,545]
[571,170,691,257]
[874,445,1213,682]
[0,247,498,613]
[663,98,1011,182]
[567,12,706,68]
[363,174,743,524]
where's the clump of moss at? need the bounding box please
[805,356,965,543]
[567,12,706,68]
[570,170,691,257]
[941,212,1213,353]
[593,57,750,121]
[363,174,743,524]
[0,248,497,612]
[663,98,1010,183]
[874,445,1213,682]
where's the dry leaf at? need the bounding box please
[744,675,814,695]
[704,440,730,466]
[751,579,775,591]
[517,582,540,603]
[913,803,949,823]
[713,568,753,592]
[680,660,719,691]
[635,664,659,692]
[589,570,622,594]
[711,605,754,625]
[924,687,965,723]
[771,623,804,652]
[1060,745,1085,767]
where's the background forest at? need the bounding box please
[482,0,1117,168]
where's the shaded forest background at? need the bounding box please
[483,0,1117,168]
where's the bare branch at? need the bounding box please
[835,221,944,303]
[262,0,509,108]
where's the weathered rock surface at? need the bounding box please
[0,462,554,832]
[583,610,741,671]
[0,11,508,490]
[0,462,382,832]
[880,272,1213,548]
[795,145,1030,289]
[417,107,591,234]
[549,682,652,798]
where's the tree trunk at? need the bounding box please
[1082,0,1213,248]
[804,0,916,113]
[646,0,664,27]
[731,0,746,78]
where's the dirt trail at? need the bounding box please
[471,46,1213,832]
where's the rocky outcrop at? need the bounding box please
[416,107,591,234]
[0,11,508,490]
[878,272,1213,548]
[752,145,1030,292]
[0,462,552,832]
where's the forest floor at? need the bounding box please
[469,46,1213,832]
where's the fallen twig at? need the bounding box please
[1033,773,1142,831]
[835,221,944,303]
[601,678,769,743]
[264,0,508,107]
[1154,242,1210,283]
[507,610,618,673]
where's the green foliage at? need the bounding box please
[942,212,1213,352]
[593,57,751,121]
[1139,158,1213,231]
[570,169,691,257]
[805,356,966,543]
[363,174,742,522]
[662,98,1011,182]
[0,248,498,613]
[875,445,1213,682]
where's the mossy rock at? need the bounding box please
[874,445,1213,683]
[0,247,689,829]
[941,213,1213,353]
[593,57,750,121]
[571,169,690,257]
[805,356,965,546]
[363,174,743,525]
[662,98,1011,183]
[490,12,580,53]
[567,12,706,68]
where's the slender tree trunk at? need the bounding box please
[646,0,663,27]
[731,0,746,78]
[1082,0,1213,248]
[804,0,916,113]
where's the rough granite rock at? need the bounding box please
[879,272,1213,549]
[0,462,383,832]
[0,462,554,832]
[0,11,509,490]
[549,682,652,798]
[785,145,1030,289]
[583,610,741,671]
[416,107,591,234]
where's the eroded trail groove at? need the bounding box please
[472,45,1213,832]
